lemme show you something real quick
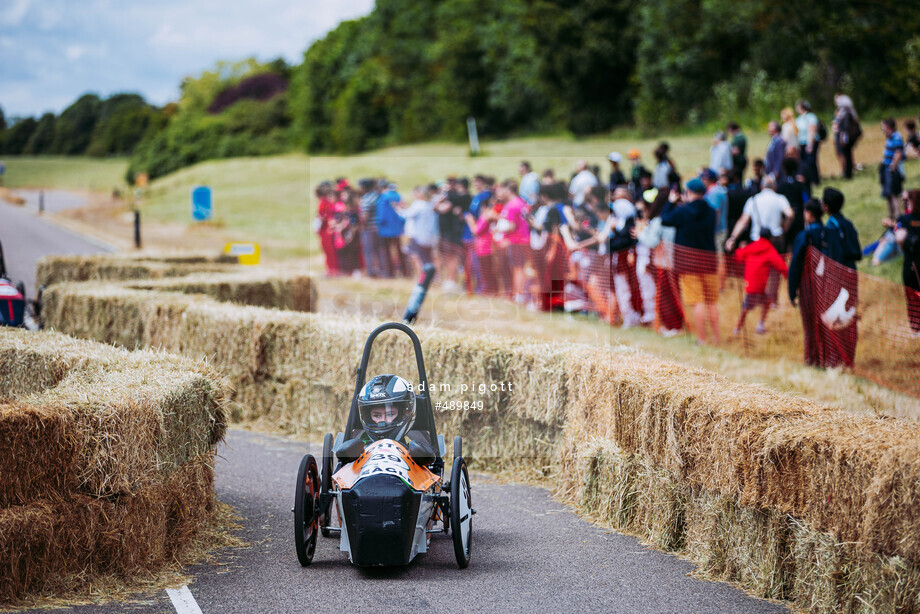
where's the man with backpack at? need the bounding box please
[822,187,861,367]
[789,200,841,366]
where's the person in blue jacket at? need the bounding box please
[661,178,719,344]
[788,200,843,366]
[376,183,406,277]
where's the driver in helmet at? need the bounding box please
[356,374,428,445]
[339,374,434,466]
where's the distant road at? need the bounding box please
[0,189,114,294]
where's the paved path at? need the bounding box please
[0,190,114,293]
[54,430,785,614]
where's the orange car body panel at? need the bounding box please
[333,439,440,492]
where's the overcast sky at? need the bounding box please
[0,0,375,119]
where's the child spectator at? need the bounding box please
[636,188,684,336]
[733,229,789,335]
[398,186,439,279]
[465,195,499,296]
[333,187,363,276]
[880,118,906,220]
[467,176,493,293]
[495,179,531,303]
[540,207,568,311]
[745,158,765,194]
[358,179,383,277]
[315,184,340,276]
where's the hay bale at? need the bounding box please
[35,253,240,288]
[0,456,215,603]
[42,284,561,469]
[565,440,686,552]
[0,328,226,604]
[0,330,225,500]
[0,403,78,508]
[126,268,317,312]
[566,440,920,610]
[684,490,794,600]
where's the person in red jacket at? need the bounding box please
[733,229,789,335]
[315,184,341,276]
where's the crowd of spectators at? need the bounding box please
[313,102,920,362]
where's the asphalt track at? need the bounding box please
[47,429,784,614]
[5,196,787,613]
[0,190,114,293]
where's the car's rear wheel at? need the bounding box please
[450,456,472,569]
[294,454,319,566]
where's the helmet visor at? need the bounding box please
[358,399,412,434]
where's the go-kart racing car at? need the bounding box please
[293,322,473,568]
[0,240,28,328]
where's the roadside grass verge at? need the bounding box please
[1,156,128,192]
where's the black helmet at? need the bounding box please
[357,374,416,442]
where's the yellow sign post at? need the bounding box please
[224,242,260,265]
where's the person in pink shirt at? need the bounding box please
[464,199,499,295]
[495,179,531,303]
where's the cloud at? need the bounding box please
[0,0,33,27]
[0,0,376,117]
[65,45,86,61]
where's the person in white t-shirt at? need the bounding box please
[569,160,599,206]
[725,176,794,251]
[518,161,540,206]
[397,185,439,278]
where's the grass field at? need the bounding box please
[140,154,310,257]
[1,156,128,193]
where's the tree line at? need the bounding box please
[0,93,161,157]
[292,0,920,151]
[2,0,918,181]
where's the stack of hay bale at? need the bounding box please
[35,251,920,611]
[0,328,227,603]
[37,253,317,313]
[34,252,240,286]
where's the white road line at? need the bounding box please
[166,585,204,614]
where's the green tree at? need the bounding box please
[1,117,38,154]
[86,93,156,156]
[179,57,266,113]
[290,18,372,152]
[52,93,101,154]
[24,113,57,154]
